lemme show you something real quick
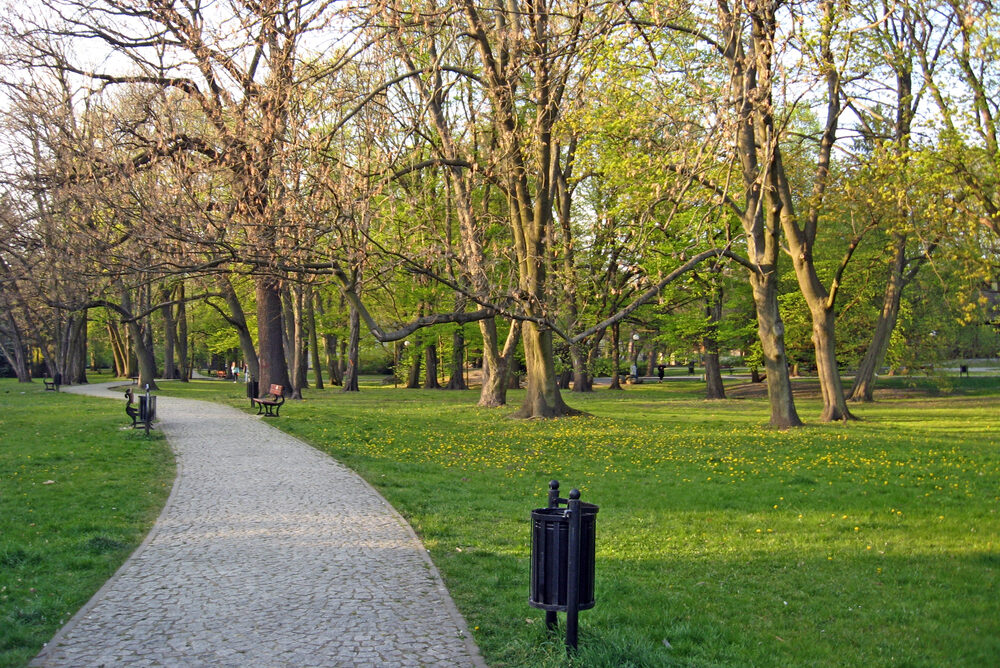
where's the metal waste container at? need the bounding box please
[247,379,259,404]
[529,505,598,611]
[139,394,156,422]
[529,481,598,650]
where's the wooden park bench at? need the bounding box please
[252,384,285,417]
[43,373,62,391]
[216,370,227,379]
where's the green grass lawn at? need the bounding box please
[0,380,174,668]
[152,376,999,667]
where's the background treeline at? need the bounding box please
[0,0,997,423]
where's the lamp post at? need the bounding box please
[630,333,640,382]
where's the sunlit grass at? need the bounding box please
[157,376,1000,667]
[0,380,174,668]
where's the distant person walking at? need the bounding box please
[231,362,238,382]
[657,364,665,382]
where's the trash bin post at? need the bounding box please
[565,488,582,651]
[545,480,560,632]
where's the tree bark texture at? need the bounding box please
[342,303,360,392]
[569,341,592,392]
[511,323,581,418]
[423,343,441,389]
[218,276,260,382]
[307,287,324,390]
[477,317,517,407]
[406,348,422,389]
[256,276,291,396]
[704,291,726,400]
[608,323,623,390]
[289,284,307,399]
[445,328,468,389]
[748,268,800,427]
[161,289,177,380]
[0,307,31,382]
[849,234,918,402]
[176,282,189,381]
[118,284,158,390]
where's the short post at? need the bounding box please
[565,488,582,651]
[545,480,561,632]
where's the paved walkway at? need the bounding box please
[33,382,485,667]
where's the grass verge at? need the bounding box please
[0,380,174,668]
[96,378,1000,665]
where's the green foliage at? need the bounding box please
[0,381,174,667]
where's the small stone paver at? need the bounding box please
[33,382,485,667]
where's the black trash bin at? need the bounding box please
[529,504,598,611]
[139,394,156,422]
[529,481,598,650]
[247,379,259,404]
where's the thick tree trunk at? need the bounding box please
[512,323,581,418]
[281,286,295,383]
[325,333,342,385]
[423,343,441,389]
[748,270,801,428]
[811,308,850,420]
[176,283,189,381]
[478,317,515,407]
[307,287,324,390]
[161,292,177,380]
[107,318,127,377]
[289,285,307,399]
[342,303,360,392]
[256,275,291,397]
[786,248,854,421]
[704,292,726,400]
[608,323,623,390]
[507,358,522,389]
[316,296,341,385]
[139,286,155,376]
[71,313,87,384]
[119,285,158,390]
[850,234,910,402]
[126,318,158,390]
[218,276,260,382]
[445,329,468,389]
[0,308,32,382]
[406,349,422,388]
[569,341,592,392]
[557,368,571,390]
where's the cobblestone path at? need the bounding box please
[33,382,485,667]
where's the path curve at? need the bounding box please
[33,382,485,668]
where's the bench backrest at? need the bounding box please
[269,384,284,397]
